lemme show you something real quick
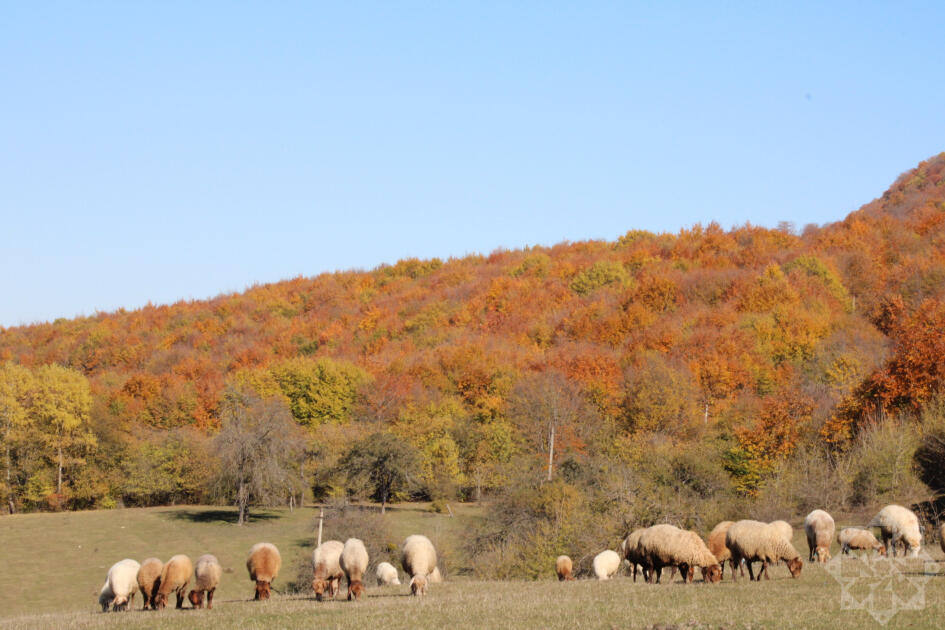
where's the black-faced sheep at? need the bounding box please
[375,561,401,586]
[135,558,162,610]
[555,555,575,581]
[401,534,437,596]
[154,555,193,609]
[247,542,281,600]
[725,520,802,582]
[312,540,345,601]
[707,521,743,580]
[340,538,369,601]
[804,510,835,563]
[869,505,922,558]
[188,554,222,609]
[98,559,140,612]
[593,550,621,581]
[638,524,722,584]
[838,527,886,556]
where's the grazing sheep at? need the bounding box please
[188,554,222,609]
[312,540,345,601]
[725,520,803,582]
[804,510,835,563]
[136,558,163,610]
[247,542,281,600]
[401,534,437,597]
[375,561,401,586]
[555,555,575,581]
[637,524,722,584]
[770,520,793,544]
[838,527,886,556]
[707,521,744,580]
[154,555,193,609]
[593,550,621,581]
[622,528,649,582]
[98,559,140,612]
[340,538,369,601]
[869,505,922,558]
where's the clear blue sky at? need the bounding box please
[2,1,944,327]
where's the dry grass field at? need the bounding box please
[0,505,943,629]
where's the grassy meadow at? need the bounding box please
[0,505,943,629]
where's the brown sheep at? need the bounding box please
[555,555,575,581]
[247,542,281,600]
[136,558,163,610]
[637,524,722,584]
[726,520,802,582]
[153,555,194,609]
[707,521,743,581]
[188,554,222,609]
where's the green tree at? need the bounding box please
[270,357,371,426]
[338,432,418,514]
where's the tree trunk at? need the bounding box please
[238,480,248,526]
[547,424,555,482]
[381,487,387,515]
[6,443,14,514]
[57,443,63,495]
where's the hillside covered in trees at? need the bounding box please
[3,154,945,560]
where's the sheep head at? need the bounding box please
[188,590,204,608]
[815,547,830,563]
[312,578,328,601]
[786,557,803,578]
[254,579,271,600]
[409,575,428,596]
[876,544,887,556]
[701,564,722,584]
[152,593,168,610]
[348,581,364,601]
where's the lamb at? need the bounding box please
[592,550,621,581]
[869,505,922,558]
[637,524,722,584]
[401,534,437,596]
[98,559,140,612]
[804,510,835,563]
[188,554,222,609]
[725,520,802,582]
[312,540,345,601]
[247,542,281,600]
[838,527,886,556]
[340,538,369,601]
[622,528,649,582]
[375,561,401,586]
[555,555,575,581]
[153,555,193,609]
[135,558,163,610]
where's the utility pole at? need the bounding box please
[317,507,324,547]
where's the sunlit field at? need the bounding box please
[1,505,943,629]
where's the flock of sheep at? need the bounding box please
[558,504,936,584]
[97,534,442,612]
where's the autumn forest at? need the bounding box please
[3,154,945,574]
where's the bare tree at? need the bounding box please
[212,390,305,525]
[509,371,593,482]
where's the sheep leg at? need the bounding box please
[761,560,770,580]
[745,560,755,581]
[207,588,215,609]
[666,565,677,584]
[176,589,185,609]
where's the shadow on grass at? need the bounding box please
[164,509,282,524]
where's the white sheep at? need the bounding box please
[188,554,222,609]
[592,550,621,581]
[725,520,803,582]
[637,524,722,584]
[375,561,401,586]
[869,505,922,558]
[622,528,649,582]
[803,510,835,563]
[312,540,345,601]
[401,534,437,596]
[340,538,369,601]
[838,527,886,556]
[98,559,140,612]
